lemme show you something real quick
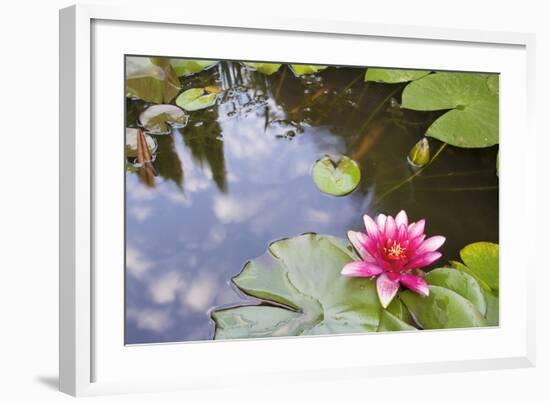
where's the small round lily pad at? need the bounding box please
[175,88,218,111]
[126,128,157,158]
[138,104,188,135]
[312,155,361,196]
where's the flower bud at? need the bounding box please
[407,138,430,168]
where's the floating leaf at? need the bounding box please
[377,310,417,332]
[312,155,361,196]
[169,59,218,77]
[211,234,413,340]
[290,64,328,76]
[459,242,499,292]
[426,268,486,316]
[400,285,488,329]
[176,88,218,111]
[386,298,415,326]
[401,72,498,148]
[483,289,499,326]
[450,261,492,292]
[401,242,500,329]
[138,104,188,135]
[126,128,157,158]
[487,74,499,95]
[126,57,181,104]
[242,62,282,75]
[365,68,430,83]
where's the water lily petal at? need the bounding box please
[363,236,380,260]
[376,273,400,308]
[407,251,442,269]
[341,261,383,277]
[408,234,426,252]
[395,210,408,228]
[384,215,397,239]
[414,235,446,256]
[386,271,401,281]
[376,214,387,230]
[408,219,425,238]
[363,214,380,238]
[397,224,408,242]
[399,274,429,297]
[347,231,376,262]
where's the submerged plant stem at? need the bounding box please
[356,86,402,135]
[420,185,498,192]
[274,67,287,103]
[417,169,495,180]
[374,143,448,205]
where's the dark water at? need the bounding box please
[125,61,499,344]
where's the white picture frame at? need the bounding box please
[59,4,536,397]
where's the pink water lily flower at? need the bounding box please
[341,210,445,308]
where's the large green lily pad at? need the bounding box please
[126,57,181,104]
[175,88,218,111]
[365,68,431,83]
[212,234,414,340]
[401,242,499,329]
[168,59,218,77]
[425,268,487,316]
[138,104,188,135]
[312,155,361,196]
[242,62,282,75]
[290,64,328,76]
[400,285,488,329]
[458,242,499,292]
[401,72,499,148]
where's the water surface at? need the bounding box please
[125,61,498,344]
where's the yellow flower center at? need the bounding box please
[385,241,406,260]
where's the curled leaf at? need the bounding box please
[139,104,188,135]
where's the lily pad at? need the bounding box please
[175,88,218,111]
[211,234,413,340]
[400,285,488,329]
[483,289,499,326]
[126,128,157,158]
[242,62,282,75]
[138,104,188,135]
[487,74,499,95]
[425,268,487,315]
[365,68,431,83]
[169,59,219,77]
[126,57,181,104]
[401,72,498,148]
[290,64,328,76]
[312,155,361,196]
[459,242,499,292]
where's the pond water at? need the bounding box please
[125,60,499,344]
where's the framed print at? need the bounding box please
[59,4,536,396]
